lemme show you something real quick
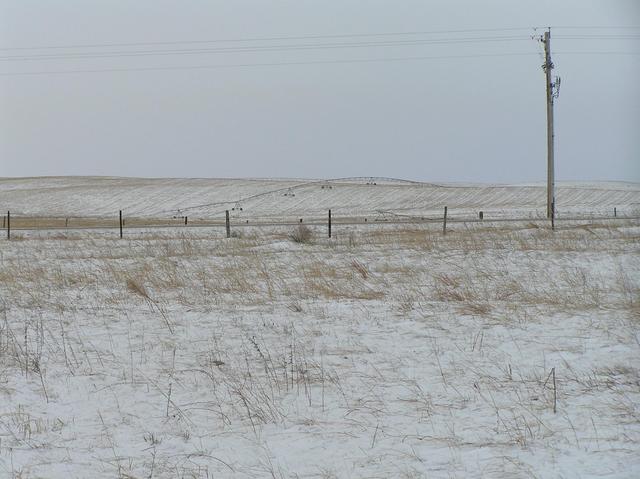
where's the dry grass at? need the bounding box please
[0,219,638,476]
[289,224,313,244]
[1,222,638,312]
[126,277,151,300]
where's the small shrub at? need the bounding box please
[289,225,313,244]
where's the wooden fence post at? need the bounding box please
[479,211,483,221]
[119,210,123,239]
[442,206,447,235]
[184,216,188,225]
[225,210,230,238]
[551,201,555,231]
[6,211,10,240]
[614,207,617,218]
[328,209,332,238]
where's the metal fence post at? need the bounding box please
[442,206,448,235]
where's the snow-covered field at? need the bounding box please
[1,177,639,221]
[1,180,639,478]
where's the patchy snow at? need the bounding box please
[0,189,639,478]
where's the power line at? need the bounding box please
[554,34,640,39]
[3,25,638,52]
[0,52,542,76]
[1,33,634,63]
[1,26,636,52]
[554,51,640,55]
[548,25,640,29]
[1,51,635,77]
[0,32,634,63]
[0,27,538,51]
[0,35,534,62]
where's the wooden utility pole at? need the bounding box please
[542,29,556,219]
[328,209,332,238]
[119,210,123,239]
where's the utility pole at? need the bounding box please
[541,28,560,219]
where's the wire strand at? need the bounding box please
[0,36,533,62]
[0,27,538,51]
[0,52,543,76]
[2,51,636,77]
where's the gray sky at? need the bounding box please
[1,0,638,183]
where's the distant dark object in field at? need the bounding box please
[289,224,313,244]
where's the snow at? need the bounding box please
[1,176,638,221]
[0,183,639,478]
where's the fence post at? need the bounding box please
[614,207,617,218]
[442,206,447,235]
[225,210,230,238]
[479,211,483,221]
[119,210,123,239]
[552,367,557,414]
[184,216,188,226]
[6,211,10,240]
[551,201,555,231]
[328,209,332,238]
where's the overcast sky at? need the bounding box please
[1,1,638,183]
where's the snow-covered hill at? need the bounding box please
[1,176,638,220]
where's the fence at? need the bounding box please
[3,206,638,241]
